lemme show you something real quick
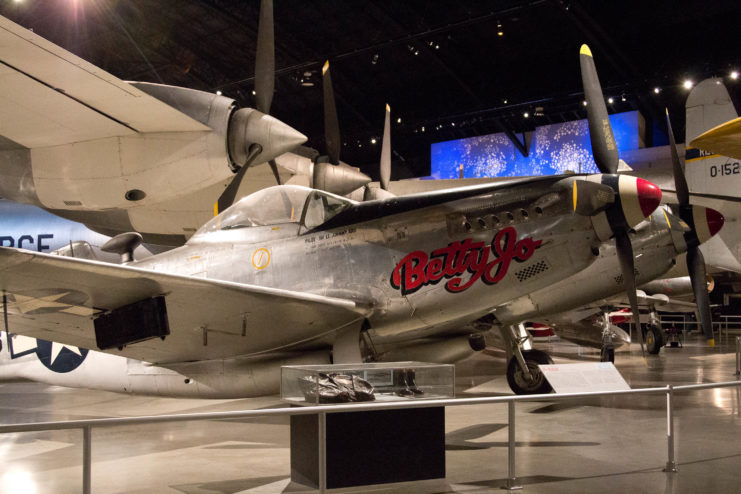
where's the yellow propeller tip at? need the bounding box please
[708,338,715,348]
[572,181,578,211]
[322,60,330,74]
[580,44,593,57]
[386,103,390,112]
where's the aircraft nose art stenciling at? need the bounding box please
[8,334,89,373]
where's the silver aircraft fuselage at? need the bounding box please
[132,178,602,347]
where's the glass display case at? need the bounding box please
[281,361,454,405]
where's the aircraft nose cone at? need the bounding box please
[635,177,662,217]
[615,175,662,228]
[692,206,724,243]
[228,108,307,167]
[706,207,724,237]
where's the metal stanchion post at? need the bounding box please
[663,385,678,472]
[318,412,327,493]
[83,425,92,494]
[503,401,522,490]
[736,337,740,376]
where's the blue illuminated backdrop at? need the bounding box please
[431,111,642,179]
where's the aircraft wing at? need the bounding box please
[0,16,209,148]
[690,116,741,161]
[0,247,369,364]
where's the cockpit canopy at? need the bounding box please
[195,185,356,236]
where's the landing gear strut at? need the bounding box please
[600,310,615,363]
[500,323,553,394]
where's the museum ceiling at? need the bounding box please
[1,0,739,179]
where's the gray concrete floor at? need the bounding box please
[1,334,740,493]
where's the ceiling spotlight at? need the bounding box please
[421,126,425,132]
[683,79,693,90]
[621,94,626,102]
[371,138,377,144]
[252,90,256,95]
[216,90,222,96]
[371,53,379,65]
[397,117,402,123]
[731,71,739,80]
[414,50,419,56]
[582,100,588,107]
[653,87,661,94]
[451,122,455,127]
[435,44,440,50]
[503,99,508,105]
[497,21,503,36]
[523,112,529,118]
[607,97,614,104]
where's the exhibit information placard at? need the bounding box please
[538,362,630,393]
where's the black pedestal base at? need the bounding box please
[290,407,445,489]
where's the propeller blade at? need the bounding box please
[216,144,263,214]
[381,104,391,190]
[579,44,619,174]
[687,247,715,345]
[665,109,689,205]
[615,230,645,357]
[322,60,341,165]
[268,159,281,185]
[254,0,275,114]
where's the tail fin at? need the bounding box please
[684,78,741,273]
[684,78,740,199]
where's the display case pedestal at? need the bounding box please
[290,407,445,489]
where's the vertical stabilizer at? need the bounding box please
[683,78,741,273]
[685,78,740,199]
[686,78,738,143]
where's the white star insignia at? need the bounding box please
[50,342,82,364]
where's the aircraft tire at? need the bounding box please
[645,326,664,354]
[506,349,553,395]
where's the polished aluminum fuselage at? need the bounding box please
[133,178,602,345]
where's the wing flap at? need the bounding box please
[0,16,210,148]
[0,247,368,364]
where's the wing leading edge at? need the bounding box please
[0,247,369,364]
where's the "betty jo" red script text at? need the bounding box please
[390,227,542,295]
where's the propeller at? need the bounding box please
[322,60,341,166]
[615,230,645,357]
[305,60,370,195]
[579,44,660,356]
[216,0,304,213]
[579,44,619,174]
[380,103,391,191]
[665,109,722,346]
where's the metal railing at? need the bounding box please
[1,379,741,493]
[659,314,741,344]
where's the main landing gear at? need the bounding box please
[644,309,665,355]
[500,323,553,394]
[600,311,615,363]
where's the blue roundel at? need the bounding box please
[35,340,89,373]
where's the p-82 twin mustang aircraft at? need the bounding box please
[1,172,662,398]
